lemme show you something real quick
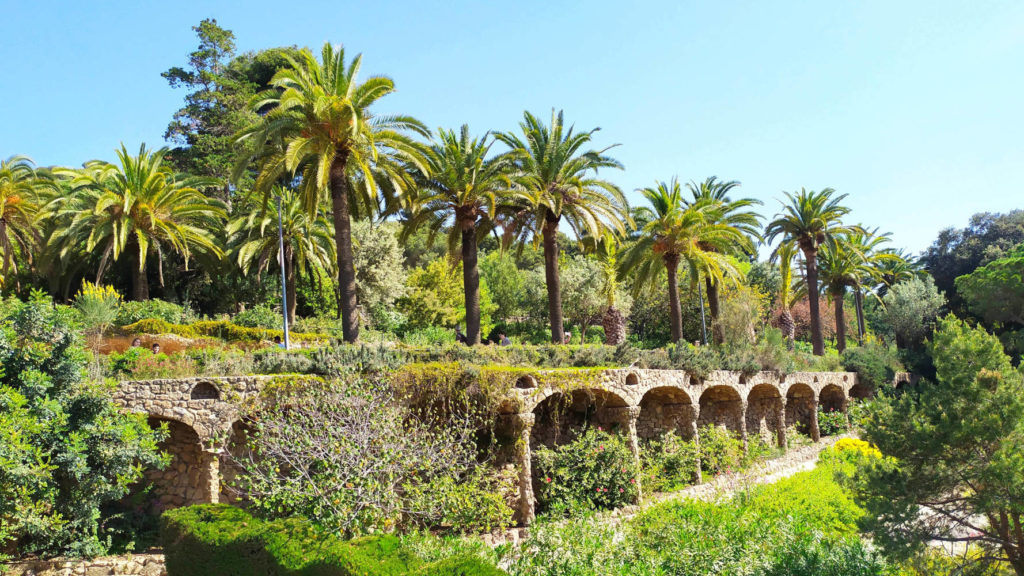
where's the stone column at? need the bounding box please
[809,398,821,442]
[513,412,536,525]
[739,400,749,453]
[196,449,221,504]
[625,406,642,503]
[776,397,788,450]
[690,403,703,484]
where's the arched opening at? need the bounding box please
[785,384,815,437]
[638,386,695,441]
[190,382,220,401]
[515,375,538,389]
[820,384,846,413]
[849,382,873,400]
[697,386,744,435]
[219,419,252,504]
[745,384,783,446]
[530,388,629,450]
[818,384,848,437]
[144,417,209,509]
[625,373,639,386]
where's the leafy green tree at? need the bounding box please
[879,276,945,350]
[0,295,166,557]
[764,188,856,355]
[53,145,225,300]
[399,258,496,334]
[480,251,526,325]
[227,187,335,324]
[403,126,515,344]
[851,316,1024,575]
[559,254,630,344]
[351,221,407,320]
[497,110,628,343]
[956,243,1024,328]
[0,156,52,292]
[239,43,428,343]
[684,177,762,343]
[618,179,743,343]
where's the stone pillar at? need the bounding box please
[690,404,703,484]
[625,406,642,503]
[197,449,221,504]
[739,400,749,453]
[776,397,788,450]
[513,413,536,525]
[809,398,821,442]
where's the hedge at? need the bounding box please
[160,505,505,576]
[122,318,327,344]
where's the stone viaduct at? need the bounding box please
[114,369,863,524]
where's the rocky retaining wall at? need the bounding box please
[3,553,165,576]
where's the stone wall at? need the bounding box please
[3,554,165,576]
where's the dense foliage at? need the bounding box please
[533,428,639,514]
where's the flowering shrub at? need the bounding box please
[533,427,639,514]
[641,432,699,492]
[74,282,121,335]
[817,407,848,436]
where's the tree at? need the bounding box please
[238,43,428,343]
[882,275,945,350]
[227,187,335,324]
[0,156,51,291]
[351,221,407,319]
[54,144,225,300]
[851,316,1024,575]
[581,231,631,345]
[764,188,856,355]
[618,179,743,343]
[497,110,628,343]
[0,295,166,557]
[816,230,893,352]
[480,251,526,325]
[684,177,762,343]
[398,258,495,334]
[769,242,805,347]
[955,243,1024,357]
[403,126,515,344]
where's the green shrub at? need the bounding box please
[406,466,516,534]
[121,318,326,344]
[665,342,719,379]
[116,298,186,325]
[402,326,457,346]
[533,427,639,515]
[74,282,122,334]
[233,304,281,330]
[641,432,699,492]
[162,504,502,576]
[841,343,902,395]
[698,424,744,476]
[817,407,848,436]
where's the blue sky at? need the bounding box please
[3,1,1023,254]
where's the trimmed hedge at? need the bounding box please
[122,318,327,344]
[161,505,504,576]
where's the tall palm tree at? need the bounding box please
[54,144,225,300]
[846,229,897,343]
[875,247,925,292]
[764,188,855,355]
[818,230,896,352]
[227,187,336,324]
[497,110,628,343]
[0,156,52,290]
[237,43,429,343]
[685,176,762,344]
[582,230,628,345]
[618,179,745,343]
[402,126,516,344]
[769,242,806,348]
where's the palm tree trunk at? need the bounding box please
[130,236,149,301]
[602,306,627,345]
[834,291,847,354]
[285,244,296,326]
[542,214,565,344]
[461,221,481,345]
[854,288,866,343]
[329,152,359,343]
[705,277,723,345]
[804,249,824,356]
[779,307,796,350]
[665,253,683,343]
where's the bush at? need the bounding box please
[665,342,719,379]
[841,343,902,395]
[406,465,516,534]
[233,304,281,330]
[161,504,504,576]
[641,432,699,492]
[116,298,186,325]
[698,424,744,476]
[74,282,122,334]
[532,427,639,515]
[817,407,848,436]
[121,318,326,344]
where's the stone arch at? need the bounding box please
[530,388,629,449]
[819,384,846,413]
[745,383,783,446]
[697,385,744,435]
[190,382,220,401]
[785,383,815,437]
[849,382,873,400]
[145,416,219,509]
[638,386,695,441]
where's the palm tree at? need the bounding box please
[227,187,336,324]
[54,144,225,300]
[769,242,805,348]
[818,230,897,352]
[764,188,855,355]
[0,156,51,290]
[618,179,745,343]
[402,126,516,344]
[581,230,627,345]
[846,229,897,343]
[685,176,762,343]
[875,247,925,292]
[497,110,628,343]
[237,43,429,343]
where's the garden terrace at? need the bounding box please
[115,369,857,522]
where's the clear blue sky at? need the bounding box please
[3,1,1023,254]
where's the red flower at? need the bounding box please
[545,477,552,483]
[630,478,636,484]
